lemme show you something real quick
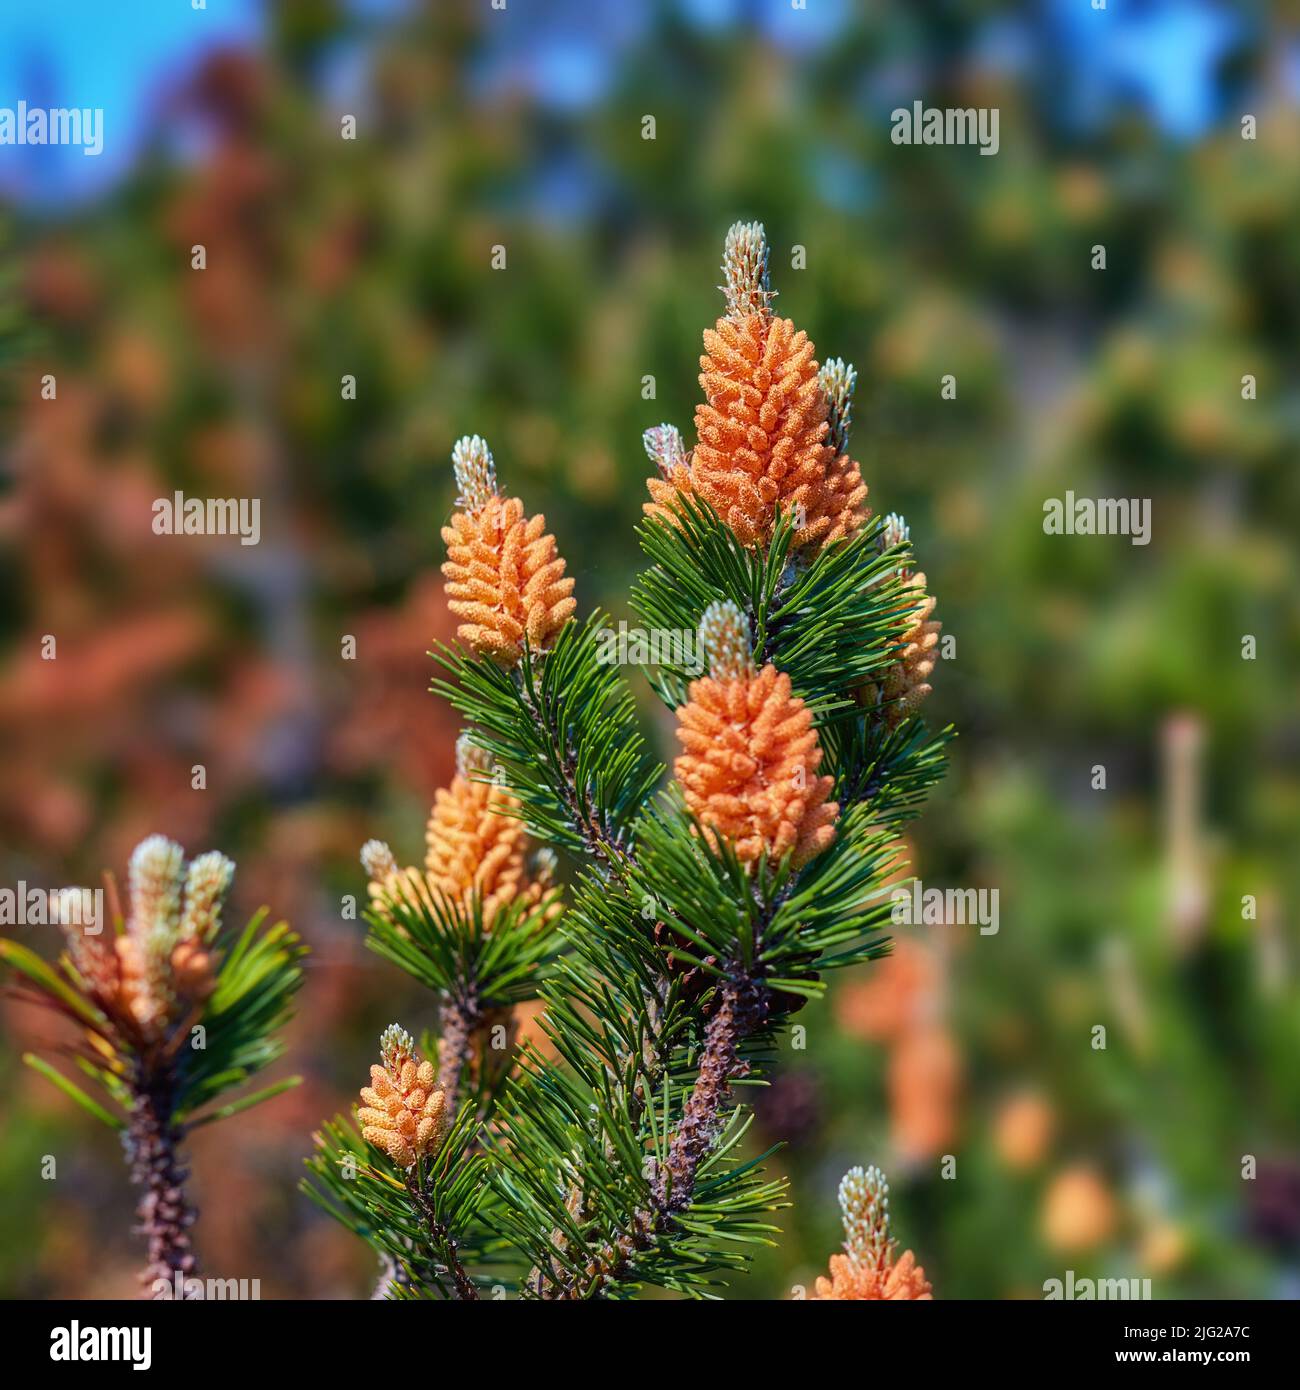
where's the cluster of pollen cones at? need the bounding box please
[426,223,938,885]
[62,834,230,1044]
[358,1025,449,1170]
[440,434,576,667]
[646,223,939,849]
[345,224,945,1309]
[674,600,836,871]
[362,738,555,929]
[648,311,867,552]
[644,222,869,553]
[358,738,556,1144]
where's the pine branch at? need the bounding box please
[430,614,662,867]
[632,499,917,716]
[363,872,564,1130]
[441,579,928,1296]
[126,1068,199,1298]
[335,222,953,1302]
[436,997,476,1117]
[3,839,305,1293]
[403,1167,480,1300]
[510,662,631,873]
[528,978,773,1300]
[305,1056,500,1300]
[653,975,768,1216]
[821,687,952,791]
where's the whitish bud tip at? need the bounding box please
[129,834,185,884]
[819,357,858,455]
[455,733,493,779]
[699,599,752,682]
[361,839,398,882]
[451,434,499,513]
[642,423,687,479]
[820,357,857,397]
[379,1023,416,1071]
[838,1164,894,1269]
[127,837,186,943]
[721,220,774,319]
[177,851,236,942]
[880,512,911,555]
[186,851,235,897]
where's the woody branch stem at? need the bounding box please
[404,1172,479,1300]
[654,973,768,1213]
[437,995,477,1116]
[127,1066,199,1297]
[541,974,768,1299]
[512,668,630,874]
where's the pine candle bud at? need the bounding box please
[130,835,186,933]
[358,1025,449,1169]
[879,510,911,561]
[819,357,857,459]
[362,739,556,929]
[648,223,867,552]
[381,1022,415,1071]
[839,1164,895,1270]
[441,434,577,666]
[811,1164,933,1300]
[451,433,498,514]
[129,835,186,1025]
[858,513,940,726]
[816,358,870,545]
[674,599,837,869]
[642,422,697,529]
[698,598,752,681]
[644,423,688,479]
[360,838,399,886]
[178,851,235,943]
[360,837,425,917]
[103,836,234,1036]
[720,220,775,321]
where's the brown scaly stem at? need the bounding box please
[403,1171,479,1300]
[125,1064,199,1298]
[528,990,670,1299]
[653,974,768,1214]
[437,994,477,1117]
[538,973,770,1300]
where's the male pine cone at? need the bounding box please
[363,740,555,928]
[860,566,940,725]
[358,1027,449,1170]
[674,601,837,870]
[645,222,868,552]
[441,435,576,665]
[692,311,865,550]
